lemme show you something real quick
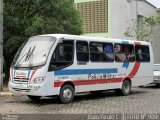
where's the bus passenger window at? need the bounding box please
[48,41,74,71]
[76,41,89,62]
[90,42,114,62]
[114,44,135,62]
[90,42,104,62]
[135,45,150,62]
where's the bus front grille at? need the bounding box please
[13,78,29,84]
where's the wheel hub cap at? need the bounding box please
[63,89,72,100]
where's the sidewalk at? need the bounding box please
[0,91,21,96]
[0,84,20,96]
[0,92,15,96]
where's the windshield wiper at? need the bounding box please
[25,46,36,62]
[14,46,36,68]
[15,47,31,67]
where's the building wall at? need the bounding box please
[138,2,158,16]
[109,0,136,39]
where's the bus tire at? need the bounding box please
[59,84,75,104]
[28,95,41,101]
[116,80,131,96]
[121,80,131,96]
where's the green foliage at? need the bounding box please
[124,16,160,41]
[3,0,83,80]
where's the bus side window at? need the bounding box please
[135,45,150,62]
[90,42,114,62]
[76,41,89,63]
[90,42,100,62]
[48,41,74,71]
[114,44,135,62]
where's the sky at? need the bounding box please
[146,0,160,8]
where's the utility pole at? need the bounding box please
[0,0,3,91]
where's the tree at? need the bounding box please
[124,16,160,41]
[4,0,83,81]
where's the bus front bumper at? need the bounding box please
[8,82,59,96]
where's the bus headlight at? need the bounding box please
[33,77,45,84]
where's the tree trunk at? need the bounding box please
[4,57,11,85]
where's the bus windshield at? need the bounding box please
[13,36,55,68]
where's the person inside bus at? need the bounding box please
[114,44,121,53]
[136,48,143,61]
[104,44,114,61]
[114,44,127,62]
[124,46,135,61]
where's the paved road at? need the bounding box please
[1,85,160,120]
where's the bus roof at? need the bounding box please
[37,34,151,46]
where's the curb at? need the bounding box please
[0,92,21,96]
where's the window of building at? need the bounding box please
[90,42,114,62]
[114,43,135,62]
[135,45,150,62]
[76,41,89,62]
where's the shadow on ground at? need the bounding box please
[17,89,148,105]
[139,84,160,89]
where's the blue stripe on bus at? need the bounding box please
[122,62,129,69]
[122,41,129,44]
[54,68,118,76]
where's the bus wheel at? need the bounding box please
[116,80,131,96]
[59,84,75,104]
[121,80,131,96]
[28,95,41,101]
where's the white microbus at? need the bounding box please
[9,34,153,103]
